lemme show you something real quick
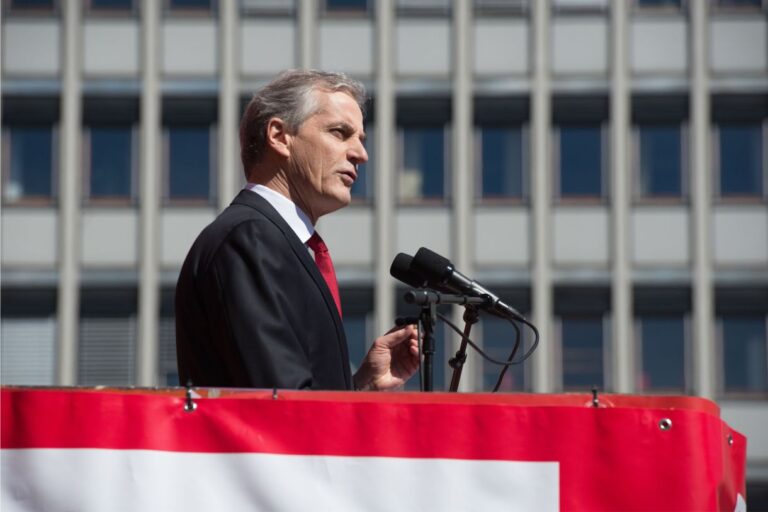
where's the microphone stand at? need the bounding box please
[404,290,486,392]
[448,305,479,392]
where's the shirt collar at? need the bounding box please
[245,183,314,244]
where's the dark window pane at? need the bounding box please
[482,317,527,392]
[351,125,373,200]
[639,316,686,392]
[562,317,604,390]
[481,127,523,199]
[326,0,368,10]
[400,127,445,201]
[169,0,210,8]
[719,123,763,196]
[559,125,602,197]
[722,316,767,393]
[10,0,54,8]
[639,124,682,197]
[637,0,681,6]
[7,127,53,201]
[718,0,761,6]
[168,127,210,200]
[90,127,133,198]
[344,314,369,374]
[91,0,134,8]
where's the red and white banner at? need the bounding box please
[1,388,746,511]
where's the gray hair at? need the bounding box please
[239,69,367,176]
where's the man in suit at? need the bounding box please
[176,70,419,391]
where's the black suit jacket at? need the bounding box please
[175,190,351,390]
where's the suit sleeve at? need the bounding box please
[202,219,315,389]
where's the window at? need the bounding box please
[481,316,530,392]
[560,316,606,391]
[637,316,687,392]
[0,289,57,386]
[168,0,211,9]
[78,288,137,387]
[351,124,373,201]
[159,289,179,386]
[9,0,55,9]
[637,124,684,198]
[479,126,524,200]
[718,123,764,197]
[716,0,762,7]
[557,124,604,198]
[399,127,446,202]
[4,125,54,203]
[325,0,369,13]
[720,316,767,394]
[341,288,373,374]
[87,126,134,200]
[90,0,134,10]
[636,0,681,7]
[163,98,217,203]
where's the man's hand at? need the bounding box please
[353,324,420,391]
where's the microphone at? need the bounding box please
[390,253,453,293]
[410,247,525,321]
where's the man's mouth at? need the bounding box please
[338,169,357,186]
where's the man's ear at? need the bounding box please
[266,117,291,159]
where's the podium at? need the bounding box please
[1,387,746,511]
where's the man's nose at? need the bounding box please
[349,139,369,164]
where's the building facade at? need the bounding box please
[2,0,767,501]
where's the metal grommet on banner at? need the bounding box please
[659,418,672,431]
[728,434,734,446]
[272,388,278,400]
[184,380,197,413]
[591,387,599,408]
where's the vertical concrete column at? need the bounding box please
[690,0,715,399]
[530,0,553,392]
[298,0,317,70]
[137,0,161,386]
[374,0,396,338]
[451,0,475,391]
[56,0,82,385]
[610,0,633,393]
[219,0,239,208]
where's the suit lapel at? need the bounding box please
[231,190,351,387]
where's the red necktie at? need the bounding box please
[307,231,342,318]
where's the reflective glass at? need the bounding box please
[400,127,445,201]
[168,127,210,200]
[719,123,763,196]
[351,125,373,200]
[561,316,604,390]
[344,314,369,374]
[481,127,523,199]
[7,127,53,202]
[482,316,527,391]
[639,316,686,392]
[326,0,368,10]
[639,124,682,197]
[722,316,767,393]
[91,0,134,8]
[90,126,132,198]
[10,0,53,7]
[169,0,210,7]
[559,125,602,197]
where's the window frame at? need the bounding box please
[553,122,609,203]
[634,313,692,394]
[473,123,530,205]
[556,313,612,392]
[716,313,768,399]
[632,121,689,203]
[712,119,767,203]
[396,123,451,206]
[1,123,59,207]
[162,123,218,206]
[82,123,138,205]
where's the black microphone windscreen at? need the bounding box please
[412,247,453,282]
[389,253,424,288]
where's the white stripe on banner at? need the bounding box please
[2,449,559,512]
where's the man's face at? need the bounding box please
[286,90,368,223]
